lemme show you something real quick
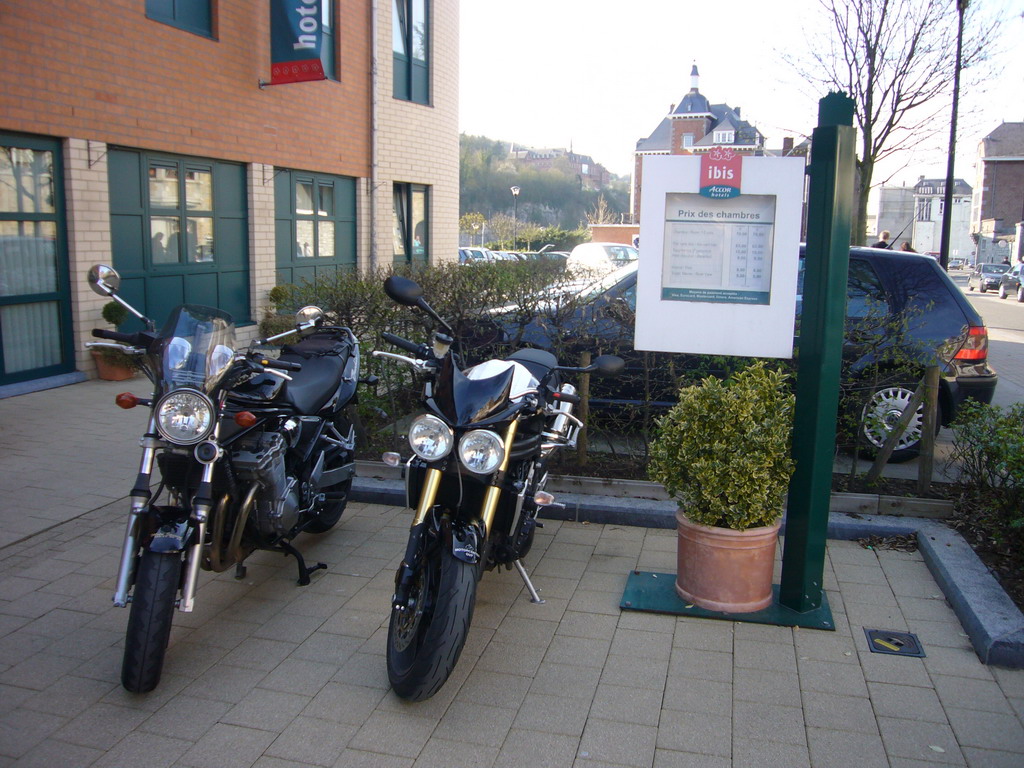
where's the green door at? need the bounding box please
[275,169,357,286]
[108,149,249,328]
[0,134,73,386]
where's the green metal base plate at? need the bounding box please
[620,571,835,631]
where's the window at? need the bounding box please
[149,161,215,265]
[393,0,429,104]
[393,183,429,264]
[713,130,735,144]
[145,0,212,38]
[682,133,694,148]
[274,170,356,285]
[846,259,888,319]
[916,199,932,222]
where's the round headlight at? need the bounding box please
[156,390,215,445]
[458,429,505,474]
[408,414,454,461]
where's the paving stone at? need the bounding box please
[264,716,357,766]
[944,706,1024,752]
[413,737,498,768]
[868,680,947,723]
[876,717,966,764]
[589,681,663,726]
[493,728,581,768]
[578,717,658,768]
[732,737,811,768]
[544,633,612,668]
[656,709,731,758]
[732,700,807,746]
[178,722,278,768]
[220,687,309,732]
[91,731,192,768]
[511,692,590,737]
[348,710,437,759]
[807,726,889,768]
[652,749,732,768]
[433,699,515,747]
[12,738,103,768]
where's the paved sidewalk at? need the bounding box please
[1,379,1024,766]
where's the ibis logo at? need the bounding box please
[700,148,742,199]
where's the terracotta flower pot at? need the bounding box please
[91,350,135,381]
[675,509,781,613]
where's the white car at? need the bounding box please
[565,242,639,277]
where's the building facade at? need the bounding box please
[971,122,1024,264]
[512,147,611,190]
[911,177,973,259]
[873,185,916,249]
[0,1,458,391]
[631,65,767,223]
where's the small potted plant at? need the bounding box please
[91,300,137,381]
[648,361,796,612]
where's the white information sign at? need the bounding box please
[635,154,804,358]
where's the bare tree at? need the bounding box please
[789,0,997,243]
[586,194,618,225]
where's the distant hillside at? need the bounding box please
[460,134,630,230]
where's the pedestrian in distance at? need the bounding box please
[871,230,891,249]
[899,241,916,252]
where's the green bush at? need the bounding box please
[948,400,1024,538]
[648,362,796,530]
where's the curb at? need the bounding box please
[350,475,1024,669]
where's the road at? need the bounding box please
[949,269,1024,408]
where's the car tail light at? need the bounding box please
[953,325,988,361]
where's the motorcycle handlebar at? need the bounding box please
[381,332,423,356]
[551,390,581,406]
[261,357,302,372]
[91,328,144,345]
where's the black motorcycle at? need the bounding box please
[373,276,623,700]
[86,264,361,693]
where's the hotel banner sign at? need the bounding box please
[270,0,329,85]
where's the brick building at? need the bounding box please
[0,1,459,392]
[971,122,1024,264]
[631,65,767,222]
[512,147,611,189]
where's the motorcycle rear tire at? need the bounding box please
[306,479,351,533]
[121,550,181,693]
[387,546,478,701]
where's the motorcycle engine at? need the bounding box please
[231,431,300,538]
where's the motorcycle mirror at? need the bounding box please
[384,276,424,307]
[87,264,121,296]
[593,355,625,376]
[295,305,325,330]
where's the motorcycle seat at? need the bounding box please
[278,335,352,414]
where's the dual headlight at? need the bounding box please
[408,414,504,474]
[155,389,215,445]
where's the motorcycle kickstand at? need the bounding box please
[278,539,327,586]
[512,559,545,604]
[234,562,247,580]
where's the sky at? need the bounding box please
[459,0,1024,203]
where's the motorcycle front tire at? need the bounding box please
[121,549,181,693]
[386,546,478,701]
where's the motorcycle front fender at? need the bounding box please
[146,518,192,554]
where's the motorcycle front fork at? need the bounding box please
[112,415,212,613]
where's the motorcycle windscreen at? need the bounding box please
[433,355,515,426]
[156,305,237,394]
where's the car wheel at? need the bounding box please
[859,382,930,463]
[979,284,987,293]
[1017,285,1024,303]
[999,284,1008,299]
[968,281,975,291]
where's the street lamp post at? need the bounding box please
[510,185,520,250]
[939,0,968,272]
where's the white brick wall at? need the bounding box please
[64,138,114,378]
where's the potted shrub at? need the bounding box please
[648,361,796,612]
[90,301,137,381]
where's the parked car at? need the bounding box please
[470,246,997,462]
[459,247,496,264]
[565,242,639,276]
[997,263,1024,301]
[967,262,1009,292]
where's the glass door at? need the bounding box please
[0,134,72,385]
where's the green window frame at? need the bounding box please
[275,170,357,286]
[393,0,429,104]
[393,183,429,265]
[145,0,213,38]
[148,159,216,266]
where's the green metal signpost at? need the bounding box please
[779,93,857,613]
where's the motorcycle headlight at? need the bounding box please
[156,390,215,445]
[458,429,505,474]
[408,414,454,461]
